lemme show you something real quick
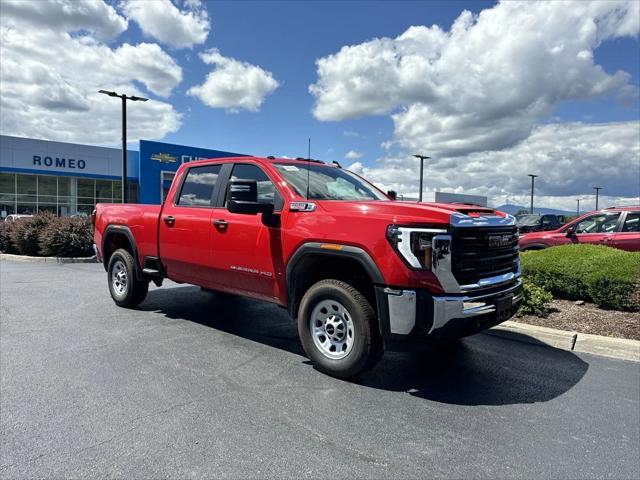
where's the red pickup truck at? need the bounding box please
[93,156,522,378]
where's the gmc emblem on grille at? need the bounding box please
[488,234,512,248]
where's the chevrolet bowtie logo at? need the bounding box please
[150,153,177,163]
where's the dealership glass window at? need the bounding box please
[17,174,37,195]
[38,175,57,196]
[77,178,94,203]
[0,172,15,194]
[128,183,138,203]
[96,179,112,202]
[58,177,70,197]
[113,180,122,202]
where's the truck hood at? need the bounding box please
[315,200,505,225]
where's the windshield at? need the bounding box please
[273,163,387,201]
[517,215,541,227]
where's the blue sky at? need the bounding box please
[1,0,639,209]
[127,0,640,160]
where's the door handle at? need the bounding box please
[212,219,228,228]
[163,215,175,226]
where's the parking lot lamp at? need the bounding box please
[528,174,538,214]
[413,154,430,202]
[98,90,148,203]
[593,186,602,210]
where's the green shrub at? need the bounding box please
[517,280,553,317]
[521,244,640,311]
[39,216,93,257]
[8,213,56,256]
[0,220,18,253]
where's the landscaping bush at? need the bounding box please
[520,244,640,311]
[39,216,94,257]
[517,280,553,317]
[8,212,56,256]
[0,220,18,254]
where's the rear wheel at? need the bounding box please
[108,248,149,308]
[298,279,383,379]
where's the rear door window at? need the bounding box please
[621,212,640,232]
[176,165,221,207]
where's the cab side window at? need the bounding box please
[622,212,640,232]
[574,213,620,234]
[226,164,283,210]
[176,165,221,207]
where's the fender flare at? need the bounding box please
[101,224,141,273]
[285,242,384,316]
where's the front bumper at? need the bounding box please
[375,277,523,349]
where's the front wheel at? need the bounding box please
[298,279,382,379]
[108,248,149,308]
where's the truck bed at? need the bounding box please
[94,203,162,268]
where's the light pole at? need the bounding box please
[98,90,148,203]
[528,174,538,214]
[413,154,430,202]
[576,198,580,217]
[593,186,602,210]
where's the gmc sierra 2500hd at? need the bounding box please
[93,156,522,378]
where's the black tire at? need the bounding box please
[298,279,383,379]
[107,248,149,308]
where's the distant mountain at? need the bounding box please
[495,204,576,216]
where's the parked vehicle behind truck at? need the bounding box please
[519,206,640,251]
[93,156,522,378]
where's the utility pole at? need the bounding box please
[593,186,602,210]
[528,174,538,214]
[576,198,580,217]
[99,90,148,203]
[413,154,430,202]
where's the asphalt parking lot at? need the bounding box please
[1,260,639,479]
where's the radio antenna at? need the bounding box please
[306,137,311,200]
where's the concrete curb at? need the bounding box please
[487,320,640,362]
[0,253,97,264]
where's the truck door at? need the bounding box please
[208,163,285,302]
[611,211,640,251]
[159,164,222,285]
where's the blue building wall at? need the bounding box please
[138,140,243,204]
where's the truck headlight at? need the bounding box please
[386,225,448,270]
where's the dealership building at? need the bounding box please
[0,135,241,217]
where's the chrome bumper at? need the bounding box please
[430,278,523,333]
[384,278,522,337]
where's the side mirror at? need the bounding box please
[227,180,274,215]
[387,190,397,200]
[566,226,575,237]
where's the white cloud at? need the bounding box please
[0,1,182,145]
[121,0,209,49]
[343,130,360,137]
[188,49,279,112]
[0,0,128,42]
[310,1,639,158]
[348,121,640,210]
[345,150,363,159]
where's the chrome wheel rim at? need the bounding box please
[310,299,354,359]
[111,260,128,297]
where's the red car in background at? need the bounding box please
[519,206,640,252]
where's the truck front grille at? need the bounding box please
[450,226,519,286]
